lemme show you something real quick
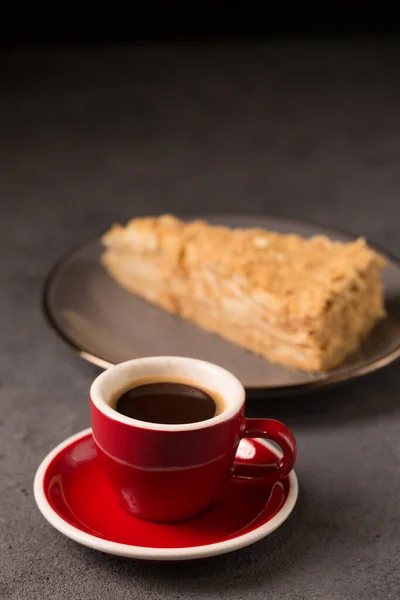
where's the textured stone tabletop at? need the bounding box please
[1,42,400,599]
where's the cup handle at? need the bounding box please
[230,418,297,485]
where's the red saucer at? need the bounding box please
[34,429,298,560]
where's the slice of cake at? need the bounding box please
[101,215,386,372]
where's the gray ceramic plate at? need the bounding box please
[43,214,400,394]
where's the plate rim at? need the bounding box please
[42,212,400,392]
[33,427,299,561]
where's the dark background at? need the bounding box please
[1,3,400,45]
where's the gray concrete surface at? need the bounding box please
[1,42,400,599]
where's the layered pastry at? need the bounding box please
[101,215,386,372]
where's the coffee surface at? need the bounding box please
[114,381,224,424]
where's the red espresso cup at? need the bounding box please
[90,357,297,523]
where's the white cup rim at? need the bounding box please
[90,356,245,432]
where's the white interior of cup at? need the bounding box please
[90,356,245,431]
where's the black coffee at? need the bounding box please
[114,381,224,425]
